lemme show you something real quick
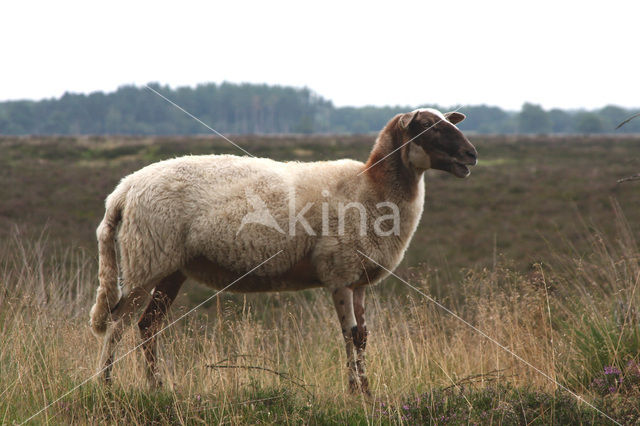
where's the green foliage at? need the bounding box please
[518,103,552,133]
[575,112,606,133]
[456,104,514,133]
[37,383,632,425]
[385,385,613,424]
[549,108,573,133]
[2,83,639,135]
[564,313,640,389]
[0,82,333,136]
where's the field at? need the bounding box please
[2,134,640,424]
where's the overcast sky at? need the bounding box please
[1,0,638,110]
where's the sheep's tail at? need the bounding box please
[90,186,126,337]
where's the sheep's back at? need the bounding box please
[118,154,364,278]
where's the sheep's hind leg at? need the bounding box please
[98,286,152,384]
[353,286,370,395]
[137,271,186,389]
[330,287,361,393]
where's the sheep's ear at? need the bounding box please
[399,111,419,129]
[445,112,466,124]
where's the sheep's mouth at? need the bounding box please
[439,157,475,178]
[451,159,472,178]
[430,151,477,178]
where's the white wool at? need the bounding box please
[100,153,424,293]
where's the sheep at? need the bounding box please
[89,108,477,392]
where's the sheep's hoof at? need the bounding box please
[102,371,113,386]
[147,377,164,390]
[348,377,371,396]
[360,377,371,397]
[99,359,114,386]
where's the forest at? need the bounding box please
[1,82,638,135]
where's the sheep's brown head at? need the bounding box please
[399,108,477,178]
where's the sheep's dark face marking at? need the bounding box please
[399,109,477,178]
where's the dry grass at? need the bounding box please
[2,216,640,424]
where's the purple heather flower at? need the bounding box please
[403,405,410,410]
[626,360,640,376]
[604,366,621,375]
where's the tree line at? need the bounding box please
[0,82,638,135]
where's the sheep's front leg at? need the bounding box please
[352,286,370,395]
[330,287,361,393]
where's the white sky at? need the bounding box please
[1,0,639,110]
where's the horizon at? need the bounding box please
[1,1,639,111]
[1,81,638,113]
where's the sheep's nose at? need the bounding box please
[465,149,477,160]
[463,148,478,166]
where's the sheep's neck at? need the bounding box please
[363,121,423,203]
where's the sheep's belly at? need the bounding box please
[182,255,323,293]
